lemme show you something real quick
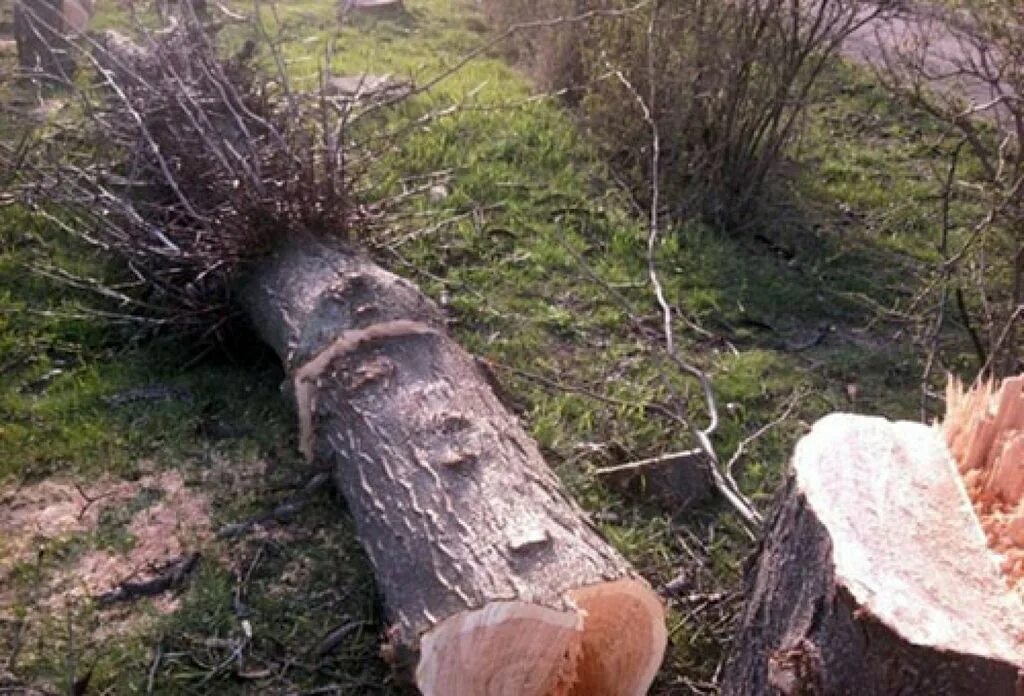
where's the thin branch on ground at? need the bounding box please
[603,12,762,529]
[724,391,803,482]
[481,357,682,424]
[96,552,201,605]
[594,448,703,476]
[146,644,163,695]
[217,471,331,539]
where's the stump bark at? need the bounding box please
[341,0,405,19]
[240,237,666,695]
[723,412,1024,695]
[13,0,90,75]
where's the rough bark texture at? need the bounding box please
[14,0,66,73]
[240,237,663,690]
[240,237,445,371]
[723,414,1024,696]
[13,0,90,74]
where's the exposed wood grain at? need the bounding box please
[723,414,1024,695]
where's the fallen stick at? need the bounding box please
[96,552,201,606]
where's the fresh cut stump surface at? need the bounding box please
[723,375,1024,695]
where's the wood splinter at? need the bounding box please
[945,375,1024,595]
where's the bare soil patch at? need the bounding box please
[0,469,211,615]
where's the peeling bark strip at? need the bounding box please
[292,320,439,460]
[241,238,666,694]
[722,414,1024,695]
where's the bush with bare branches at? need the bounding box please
[482,0,899,230]
[876,2,1024,381]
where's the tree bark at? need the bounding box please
[239,236,666,695]
[13,0,89,76]
[722,413,1024,695]
[14,0,65,74]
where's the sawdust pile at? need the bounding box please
[0,469,211,614]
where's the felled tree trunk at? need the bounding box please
[722,410,1024,695]
[239,236,666,695]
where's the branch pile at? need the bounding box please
[7,10,374,330]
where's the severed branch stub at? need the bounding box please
[723,376,1024,694]
[240,237,667,694]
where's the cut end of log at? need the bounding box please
[943,374,1024,597]
[567,579,668,695]
[414,579,666,696]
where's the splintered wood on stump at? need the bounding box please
[240,237,666,695]
[723,388,1024,695]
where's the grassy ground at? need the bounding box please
[0,0,976,693]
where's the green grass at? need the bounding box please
[0,0,984,693]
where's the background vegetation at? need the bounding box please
[0,0,1019,693]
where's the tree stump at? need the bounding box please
[240,237,667,695]
[341,0,405,19]
[13,0,90,76]
[723,399,1024,695]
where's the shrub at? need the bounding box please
[483,0,897,230]
[878,1,1024,378]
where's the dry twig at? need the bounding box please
[603,8,762,529]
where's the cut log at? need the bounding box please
[240,236,667,695]
[722,410,1024,695]
[80,26,666,695]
